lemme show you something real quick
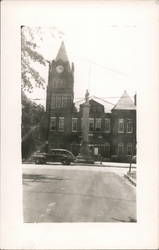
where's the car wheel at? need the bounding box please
[62,159,70,165]
[35,159,45,165]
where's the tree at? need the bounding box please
[22,90,46,160]
[21,26,47,92]
[21,26,64,92]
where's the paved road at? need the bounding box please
[23,164,136,223]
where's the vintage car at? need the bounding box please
[32,149,75,165]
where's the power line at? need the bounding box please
[31,95,135,101]
[92,96,114,105]
[73,55,127,77]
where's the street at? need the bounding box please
[23,164,136,223]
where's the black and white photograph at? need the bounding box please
[1,0,159,249]
[22,22,137,222]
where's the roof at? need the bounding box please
[113,91,136,110]
[74,96,114,113]
[56,41,69,62]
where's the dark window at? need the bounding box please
[105,118,110,133]
[59,117,64,131]
[127,143,133,155]
[118,119,124,133]
[50,117,56,130]
[56,96,62,108]
[72,118,78,132]
[95,118,102,130]
[89,118,94,131]
[118,143,124,154]
[127,119,133,133]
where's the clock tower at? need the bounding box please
[46,41,75,149]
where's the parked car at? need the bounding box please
[32,149,75,165]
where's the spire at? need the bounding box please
[113,90,136,110]
[56,41,69,62]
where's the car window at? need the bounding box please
[62,151,67,155]
[50,150,72,156]
[51,150,63,155]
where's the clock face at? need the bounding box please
[56,65,64,74]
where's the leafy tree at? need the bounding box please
[21,26,64,91]
[21,26,47,92]
[22,90,47,160]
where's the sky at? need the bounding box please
[25,1,157,108]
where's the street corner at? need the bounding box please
[124,170,136,186]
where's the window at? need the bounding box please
[72,118,78,132]
[89,118,94,131]
[50,117,56,130]
[56,96,62,108]
[62,96,67,107]
[105,118,111,133]
[95,118,102,131]
[127,143,133,155]
[58,79,64,88]
[127,119,133,133]
[118,143,124,154]
[61,96,72,107]
[67,96,72,105]
[53,78,64,88]
[59,117,64,131]
[53,78,58,88]
[51,96,56,108]
[118,119,124,133]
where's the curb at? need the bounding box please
[22,162,136,168]
[124,173,136,186]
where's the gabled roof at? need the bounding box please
[113,91,136,110]
[74,97,114,113]
[56,41,69,62]
[91,97,114,113]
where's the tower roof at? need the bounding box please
[56,41,69,62]
[113,90,136,110]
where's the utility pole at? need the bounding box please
[45,60,52,153]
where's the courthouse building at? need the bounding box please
[46,42,136,161]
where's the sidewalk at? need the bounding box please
[124,171,136,186]
[96,161,136,169]
[97,162,136,186]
